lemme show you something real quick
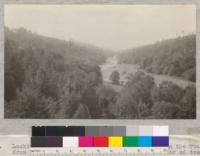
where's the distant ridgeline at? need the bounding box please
[4,27,112,118]
[5,27,111,65]
[118,35,196,82]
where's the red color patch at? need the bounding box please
[93,137,108,147]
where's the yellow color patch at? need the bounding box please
[108,136,123,147]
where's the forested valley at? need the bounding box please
[5,28,196,119]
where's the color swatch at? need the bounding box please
[93,137,108,147]
[63,137,79,147]
[108,136,123,147]
[123,136,138,147]
[31,126,169,148]
[79,137,93,147]
[152,137,169,147]
[138,136,152,147]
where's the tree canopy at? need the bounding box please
[109,70,120,85]
[118,34,196,82]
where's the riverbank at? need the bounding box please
[100,56,195,90]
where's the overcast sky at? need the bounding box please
[5,5,196,51]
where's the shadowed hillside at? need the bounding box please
[5,27,112,118]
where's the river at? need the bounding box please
[100,56,195,91]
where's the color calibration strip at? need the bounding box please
[31,126,168,148]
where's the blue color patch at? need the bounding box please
[138,136,152,147]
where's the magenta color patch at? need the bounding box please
[79,137,93,147]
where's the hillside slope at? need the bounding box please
[5,27,112,118]
[5,27,112,65]
[118,35,196,82]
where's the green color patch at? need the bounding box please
[123,136,138,147]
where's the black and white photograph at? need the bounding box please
[4,5,196,119]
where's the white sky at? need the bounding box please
[4,5,196,51]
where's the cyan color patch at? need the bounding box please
[138,136,152,147]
